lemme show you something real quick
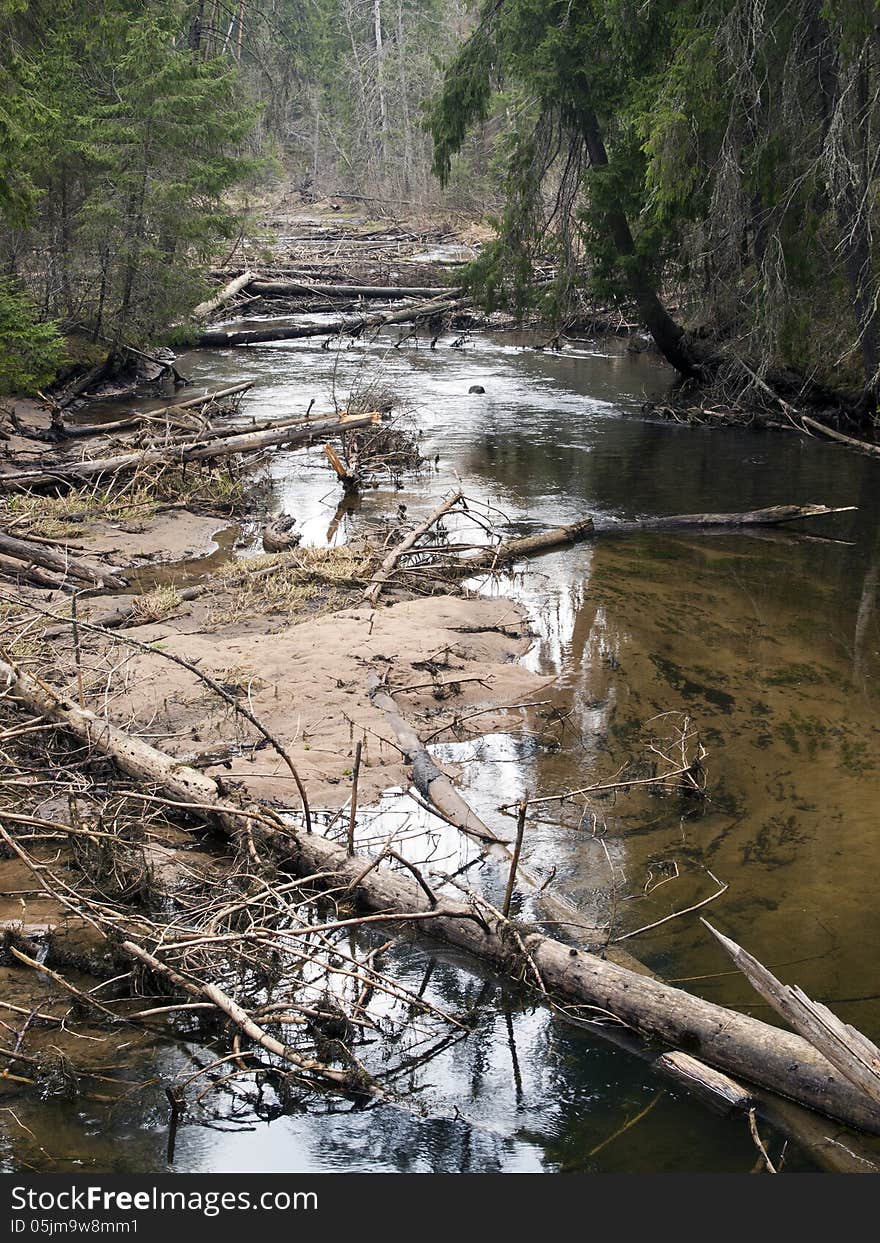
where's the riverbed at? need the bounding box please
[3,324,879,1174]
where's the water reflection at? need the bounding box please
[5,329,880,1173]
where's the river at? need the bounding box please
[3,324,879,1174]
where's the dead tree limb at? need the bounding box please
[799,416,880,459]
[364,490,464,605]
[593,503,857,534]
[704,920,880,1108]
[0,411,385,491]
[120,939,377,1096]
[2,654,879,1132]
[0,530,126,589]
[448,506,855,576]
[198,296,466,347]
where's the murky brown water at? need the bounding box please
[3,325,879,1173]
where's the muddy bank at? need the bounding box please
[76,591,542,809]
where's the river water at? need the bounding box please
[4,325,879,1174]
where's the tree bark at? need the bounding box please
[0,531,126,588]
[575,107,708,377]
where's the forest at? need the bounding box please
[2,0,879,420]
[0,0,879,1187]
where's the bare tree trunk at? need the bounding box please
[188,0,204,53]
[373,0,388,155]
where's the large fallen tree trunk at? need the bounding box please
[448,505,855,577]
[0,530,126,588]
[454,518,596,574]
[249,280,459,300]
[197,296,466,347]
[0,411,385,491]
[2,652,878,1136]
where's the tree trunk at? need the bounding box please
[0,530,126,588]
[3,654,879,1135]
[0,412,385,491]
[576,107,707,378]
[197,296,465,347]
[191,271,257,320]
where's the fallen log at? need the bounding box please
[592,503,857,534]
[197,296,466,348]
[191,271,258,321]
[368,675,649,967]
[43,382,255,442]
[158,380,255,414]
[799,415,880,459]
[0,553,71,592]
[284,834,880,1136]
[2,654,879,1135]
[449,505,855,576]
[364,489,464,605]
[249,280,459,300]
[0,411,386,491]
[704,920,880,1108]
[0,530,126,589]
[369,676,502,848]
[454,518,595,574]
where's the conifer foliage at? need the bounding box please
[0,0,257,349]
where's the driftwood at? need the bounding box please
[249,280,459,300]
[364,489,464,605]
[704,921,880,1108]
[368,674,648,964]
[0,411,386,491]
[446,506,855,577]
[369,676,503,847]
[0,530,126,589]
[25,382,255,442]
[2,652,879,1135]
[455,518,595,574]
[191,271,258,321]
[0,553,70,592]
[159,380,254,413]
[197,296,466,347]
[799,415,880,459]
[324,442,359,494]
[262,514,301,553]
[592,503,857,534]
